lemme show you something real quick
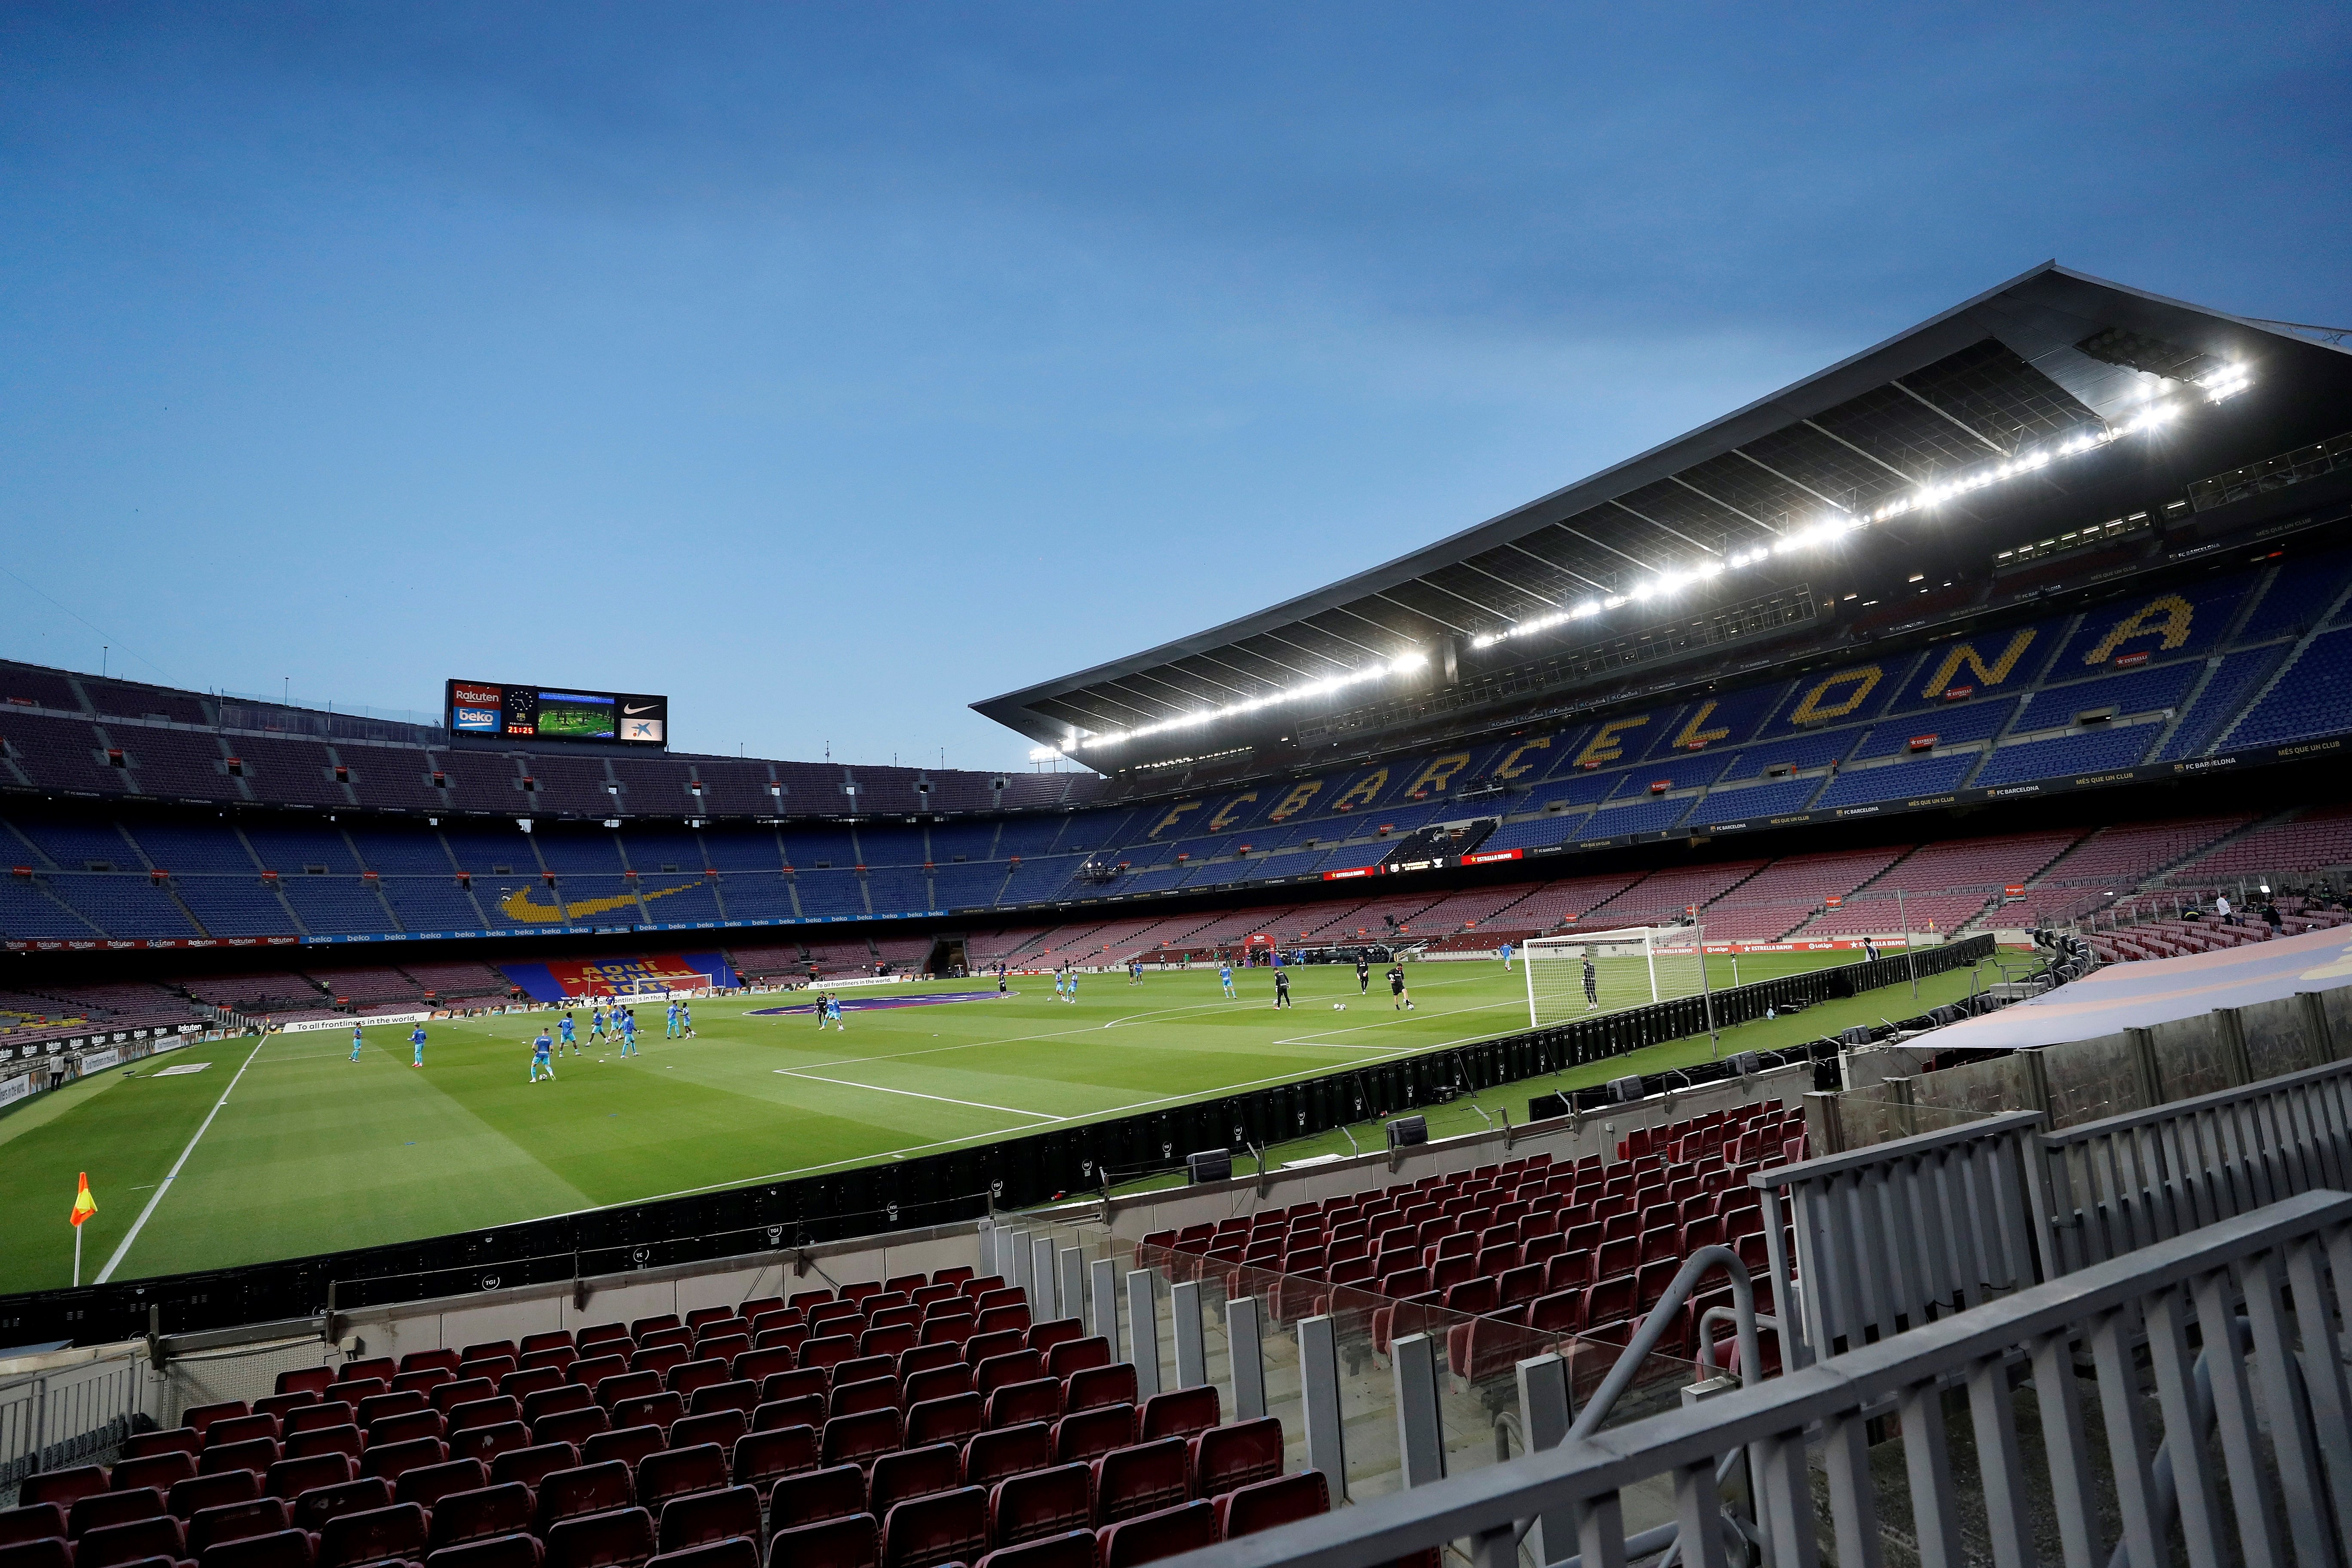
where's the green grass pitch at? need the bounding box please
[0,950,1996,1294]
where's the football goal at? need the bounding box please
[1523,925,1709,1029]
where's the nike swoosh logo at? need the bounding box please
[624,704,655,714]
[499,881,699,923]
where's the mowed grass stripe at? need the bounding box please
[0,951,1877,1292]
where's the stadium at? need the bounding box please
[8,259,2352,1568]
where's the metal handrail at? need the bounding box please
[1159,1187,2352,1568]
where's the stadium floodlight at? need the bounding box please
[1028,746,1063,763]
[1522,926,1712,1032]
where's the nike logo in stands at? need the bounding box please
[624,704,655,714]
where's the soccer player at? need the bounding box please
[679,1001,694,1038]
[825,995,845,1031]
[997,970,1008,995]
[1065,968,1077,1003]
[1129,959,1142,985]
[1387,964,1411,1010]
[1862,937,1880,963]
[410,1023,428,1066]
[619,1009,638,1057]
[1500,940,1515,972]
[1219,962,1236,999]
[1054,969,1066,1004]
[558,1011,577,1056]
[1273,966,1292,1008]
[590,1006,608,1043]
[530,1027,555,1082]
[350,1023,364,1063]
[1356,956,1371,995]
[665,1001,680,1038]
[1582,956,1600,1011]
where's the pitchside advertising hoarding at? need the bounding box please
[447,680,668,747]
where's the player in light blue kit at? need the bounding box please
[824,995,845,1031]
[678,1001,694,1038]
[530,1027,556,1082]
[1500,941,1515,972]
[664,1001,678,1038]
[410,1023,427,1067]
[558,1012,577,1056]
[590,1006,608,1043]
[619,1009,638,1056]
[350,1023,364,1063]
[1219,962,1235,999]
[1053,970,1066,1003]
[1065,968,1077,1003]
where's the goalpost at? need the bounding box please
[1522,925,1714,1036]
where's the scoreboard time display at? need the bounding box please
[446,680,668,747]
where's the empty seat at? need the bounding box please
[360,1437,447,1484]
[187,1496,290,1558]
[612,1395,686,1435]
[1094,1501,1214,1568]
[115,1452,200,1492]
[879,1487,986,1568]
[126,1429,203,1461]
[903,1366,973,1409]
[637,1447,728,1513]
[751,1397,824,1436]
[426,1532,544,1568]
[986,1381,1060,1433]
[525,1386,597,1424]
[652,1485,760,1556]
[768,1467,867,1534]
[170,1472,262,1524]
[287,1426,365,1464]
[820,1410,903,1472]
[544,1506,656,1568]
[263,1455,356,1503]
[285,1406,356,1439]
[1190,1418,1282,1499]
[534,1463,637,1537]
[867,1447,961,1522]
[1042,1340,1107,1381]
[668,1413,747,1456]
[490,1443,580,1492]
[78,1513,187,1568]
[583,1429,668,1475]
[647,1541,753,1568]
[451,1423,530,1468]
[904,1394,983,1451]
[731,1427,817,1491]
[1136,1388,1218,1443]
[535,1409,612,1449]
[430,1381,496,1417]
[369,1410,448,1449]
[762,1515,876,1568]
[1050,1407,1133,1466]
[828,1378,900,1421]
[21,1469,108,1510]
[0,1541,71,1568]
[69,1488,166,1540]
[972,1534,1095,1568]
[428,1485,536,1553]
[961,1427,1051,1492]
[1059,1367,1136,1418]
[276,1370,334,1399]
[1214,1471,1329,1538]
[205,1528,319,1568]
[316,1502,429,1568]
[188,1403,254,1437]
[686,1383,757,1421]
[291,1479,395,1537]
[1090,1442,1185,1527]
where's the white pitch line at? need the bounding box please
[97,1034,270,1283]
[772,1069,1066,1122]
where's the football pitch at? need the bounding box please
[0,949,1991,1295]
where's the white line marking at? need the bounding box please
[772,1069,1065,1122]
[98,1035,270,1283]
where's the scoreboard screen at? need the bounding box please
[447,680,668,747]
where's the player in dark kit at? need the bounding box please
[1273,967,1292,1008]
[1583,956,1600,1010]
[1387,964,1412,1009]
[1355,957,1371,994]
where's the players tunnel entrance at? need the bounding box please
[927,937,968,975]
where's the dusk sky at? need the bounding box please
[3,3,2346,771]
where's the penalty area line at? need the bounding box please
[772,1069,1066,1122]
[97,1034,271,1283]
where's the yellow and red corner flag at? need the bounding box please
[70,1172,97,1228]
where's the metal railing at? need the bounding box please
[2038,1053,2352,1273]
[0,1348,148,1493]
[1749,1110,2051,1368]
[1166,1187,2352,1568]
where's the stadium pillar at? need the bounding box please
[1228,1294,1267,1421]
[1125,1270,1162,1401]
[1514,1354,1575,1566]
[1008,1229,1032,1299]
[1297,1315,1349,1501]
[1031,1237,1058,1317]
[1089,1258,1120,1357]
[1057,1246,1085,1329]
[1170,1280,1208,1389]
[1802,1090,1845,1156]
[1392,1333,1446,1486]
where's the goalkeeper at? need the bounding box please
[1583,955,1599,1011]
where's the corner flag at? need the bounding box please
[70,1171,96,1287]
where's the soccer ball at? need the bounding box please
[1333,1002,1346,1011]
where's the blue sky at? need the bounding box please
[2,3,2346,770]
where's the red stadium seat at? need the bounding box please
[1090,1440,1185,1526]
[974,1533,1096,1568]
[652,1485,760,1556]
[583,1428,668,1474]
[768,1467,867,1533]
[732,1427,818,1491]
[544,1506,656,1568]
[316,1502,430,1568]
[636,1446,728,1513]
[533,1463,637,1537]
[960,1426,1051,1492]
[68,1489,165,1540]
[395,1458,488,1510]
[205,1528,319,1568]
[762,1516,875,1568]
[649,1540,753,1568]
[986,1466,1090,1550]
[1189,1417,1282,1499]
[1216,1471,1329,1538]
[1094,1501,1214,1568]
[188,1497,293,1559]
[426,1534,542,1568]
[428,1485,535,1553]
[1136,1388,1217,1443]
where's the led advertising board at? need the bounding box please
[447,680,668,747]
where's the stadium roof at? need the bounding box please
[976,263,2349,758]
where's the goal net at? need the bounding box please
[1523,925,1707,1029]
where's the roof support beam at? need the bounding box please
[1890,377,2009,455]
[1372,590,1469,636]
[1730,447,1855,516]
[1660,478,1780,539]
[1801,417,1925,484]
[1455,557,1558,609]
[1503,539,1611,593]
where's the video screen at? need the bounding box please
[445,681,668,747]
